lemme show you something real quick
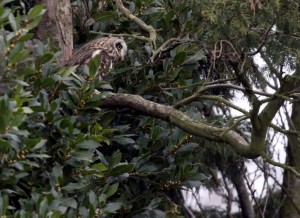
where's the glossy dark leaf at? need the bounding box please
[76,140,102,149]
[109,163,135,176]
[173,51,187,67]
[94,11,117,22]
[103,202,122,214]
[28,4,45,20]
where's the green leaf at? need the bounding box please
[103,202,122,214]
[25,154,50,159]
[0,195,9,216]
[150,209,166,218]
[0,139,9,152]
[0,96,12,133]
[19,160,40,168]
[8,13,17,31]
[60,198,78,209]
[0,0,15,6]
[188,173,210,182]
[31,139,47,150]
[49,211,63,218]
[173,51,187,66]
[110,150,122,166]
[18,33,34,42]
[138,164,159,173]
[105,183,119,198]
[9,49,30,65]
[28,4,45,20]
[181,180,202,188]
[169,67,181,81]
[91,163,108,172]
[61,66,78,78]
[183,50,206,64]
[111,136,135,145]
[177,142,198,153]
[35,53,54,66]
[110,163,135,176]
[142,7,163,15]
[88,55,100,78]
[88,191,98,209]
[27,16,43,30]
[76,140,101,149]
[94,11,117,22]
[51,164,63,181]
[62,182,89,193]
[38,198,48,217]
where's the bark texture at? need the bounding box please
[280,101,300,217]
[35,0,73,63]
[230,167,255,218]
[100,93,255,158]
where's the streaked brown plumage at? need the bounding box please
[66,37,128,79]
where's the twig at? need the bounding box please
[269,123,299,136]
[114,0,157,49]
[150,37,194,63]
[220,116,249,137]
[198,95,249,115]
[221,172,234,218]
[160,77,237,91]
[197,83,272,97]
[246,20,276,56]
[260,152,300,179]
[240,164,264,218]
[90,31,151,42]
[254,159,300,215]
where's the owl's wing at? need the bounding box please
[66,46,101,67]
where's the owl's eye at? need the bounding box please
[116,43,123,50]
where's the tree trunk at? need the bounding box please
[280,102,300,217]
[35,0,73,63]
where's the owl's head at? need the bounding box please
[112,38,128,60]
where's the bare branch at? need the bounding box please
[241,164,264,218]
[261,152,300,179]
[269,123,299,136]
[220,116,249,137]
[150,38,194,63]
[174,83,293,109]
[198,95,249,115]
[160,77,237,91]
[90,31,152,42]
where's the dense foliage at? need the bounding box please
[0,2,210,217]
[1,0,300,217]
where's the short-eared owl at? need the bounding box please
[66,37,128,79]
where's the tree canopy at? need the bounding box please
[1,0,300,217]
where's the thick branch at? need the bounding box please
[100,93,257,158]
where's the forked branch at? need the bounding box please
[114,0,157,49]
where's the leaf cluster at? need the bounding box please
[0,2,211,217]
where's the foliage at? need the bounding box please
[2,0,300,217]
[0,2,211,217]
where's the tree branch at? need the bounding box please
[260,152,300,179]
[150,37,194,63]
[90,31,151,42]
[114,0,157,49]
[246,20,276,56]
[100,93,258,158]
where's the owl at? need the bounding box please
[66,37,128,79]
